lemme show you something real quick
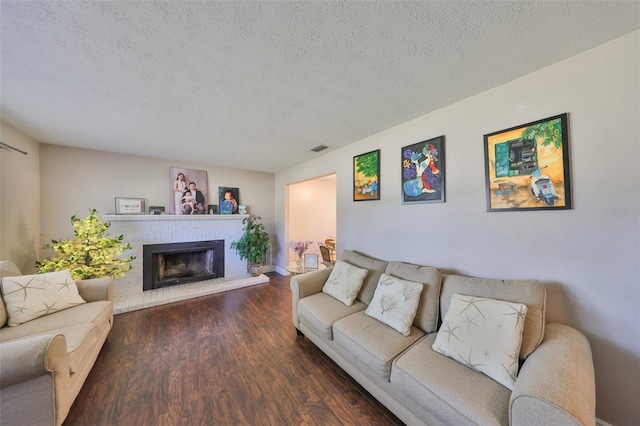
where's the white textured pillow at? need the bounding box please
[1,270,86,326]
[321,260,368,306]
[365,273,423,336]
[432,293,528,390]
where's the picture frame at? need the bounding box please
[218,187,240,214]
[401,136,445,204]
[483,113,572,212]
[170,167,209,215]
[304,253,319,270]
[115,197,145,215]
[148,206,165,215]
[353,149,380,201]
[207,204,218,215]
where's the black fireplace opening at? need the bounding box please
[143,240,224,291]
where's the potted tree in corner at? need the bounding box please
[36,209,135,280]
[230,216,270,277]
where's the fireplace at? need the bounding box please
[143,240,224,291]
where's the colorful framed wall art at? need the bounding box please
[401,136,445,204]
[483,113,572,212]
[353,149,380,201]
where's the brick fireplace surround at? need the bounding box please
[104,214,268,314]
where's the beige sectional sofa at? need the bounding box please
[290,250,596,425]
[0,260,114,426]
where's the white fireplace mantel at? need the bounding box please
[104,214,251,296]
[103,214,249,222]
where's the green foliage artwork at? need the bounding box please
[355,150,379,178]
[353,149,380,201]
[36,209,135,280]
[520,118,563,149]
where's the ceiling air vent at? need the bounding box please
[310,145,329,152]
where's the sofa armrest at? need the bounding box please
[510,323,596,426]
[1,334,70,426]
[290,267,333,329]
[76,276,114,302]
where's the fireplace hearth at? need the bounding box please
[143,240,224,291]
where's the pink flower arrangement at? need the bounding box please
[289,240,313,256]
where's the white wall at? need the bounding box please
[0,122,40,273]
[287,175,336,263]
[39,145,276,260]
[275,31,639,425]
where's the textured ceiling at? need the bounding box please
[1,1,638,173]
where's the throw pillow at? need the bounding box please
[1,270,86,326]
[321,260,368,306]
[432,293,528,390]
[365,273,423,336]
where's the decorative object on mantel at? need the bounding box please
[36,209,135,280]
[289,240,313,268]
[148,206,165,215]
[219,186,240,214]
[170,167,209,215]
[115,197,146,214]
[230,216,270,277]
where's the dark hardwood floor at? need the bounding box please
[65,273,404,425]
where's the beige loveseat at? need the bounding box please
[290,250,596,425]
[0,260,114,426]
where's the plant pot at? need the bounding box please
[248,263,264,277]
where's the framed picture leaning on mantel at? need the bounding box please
[483,113,571,212]
[115,197,145,214]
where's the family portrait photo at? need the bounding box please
[170,167,209,215]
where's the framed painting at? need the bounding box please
[170,167,209,215]
[401,136,445,204]
[218,187,240,214]
[483,113,571,212]
[353,149,380,201]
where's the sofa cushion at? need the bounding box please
[440,274,545,359]
[392,333,511,425]
[432,293,528,390]
[0,261,23,327]
[365,273,423,336]
[385,261,442,333]
[1,270,86,326]
[0,300,112,374]
[339,250,388,305]
[321,260,368,306]
[0,301,112,343]
[333,311,425,381]
[298,293,366,340]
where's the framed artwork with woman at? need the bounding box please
[170,167,209,215]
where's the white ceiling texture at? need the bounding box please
[2,1,638,173]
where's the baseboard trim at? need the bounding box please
[596,417,614,426]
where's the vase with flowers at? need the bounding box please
[289,240,313,268]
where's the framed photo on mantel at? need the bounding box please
[115,197,145,214]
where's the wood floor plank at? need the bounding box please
[64,273,403,425]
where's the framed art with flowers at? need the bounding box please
[401,136,445,204]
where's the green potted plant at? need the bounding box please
[230,215,270,276]
[36,209,135,280]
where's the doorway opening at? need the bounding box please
[286,173,337,266]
